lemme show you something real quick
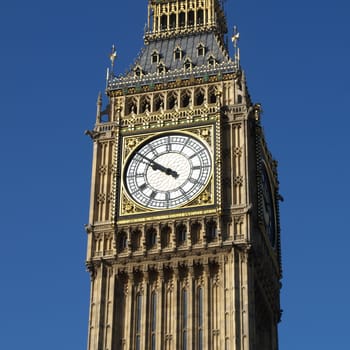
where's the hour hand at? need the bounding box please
[137,153,179,178]
[151,162,179,178]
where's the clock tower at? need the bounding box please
[85,1,282,349]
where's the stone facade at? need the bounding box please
[85,1,282,349]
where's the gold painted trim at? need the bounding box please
[117,208,218,225]
[119,126,216,216]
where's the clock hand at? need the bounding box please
[137,153,179,178]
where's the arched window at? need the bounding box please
[131,229,142,251]
[167,92,177,110]
[151,291,157,350]
[208,55,216,67]
[140,96,150,114]
[152,51,159,64]
[174,47,182,60]
[170,13,176,29]
[180,91,191,108]
[206,220,217,242]
[208,87,217,104]
[184,58,192,71]
[197,9,204,25]
[188,10,194,26]
[179,12,185,27]
[158,62,166,74]
[117,231,127,252]
[198,287,204,349]
[153,94,164,112]
[191,222,201,244]
[135,293,142,350]
[177,224,187,244]
[182,289,188,350]
[195,89,205,106]
[161,225,171,248]
[147,227,157,249]
[126,98,137,115]
[197,44,205,57]
[161,14,167,30]
[134,67,142,78]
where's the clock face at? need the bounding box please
[124,133,212,209]
[261,164,276,247]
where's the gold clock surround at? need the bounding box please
[119,125,216,217]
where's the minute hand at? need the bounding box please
[138,153,179,178]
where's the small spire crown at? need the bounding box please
[145,0,227,42]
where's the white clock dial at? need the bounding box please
[124,133,212,209]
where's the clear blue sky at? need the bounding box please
[0,1,349,349]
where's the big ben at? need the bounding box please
[85,1,282,349]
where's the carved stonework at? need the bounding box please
[85,2,282,349]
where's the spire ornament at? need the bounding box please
[109,44,117,70]
[231,26,240,69]
[106,45,117,86]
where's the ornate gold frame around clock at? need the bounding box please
[118,124,218,218]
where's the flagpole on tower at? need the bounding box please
[106,44,117,87]
[231,26,240,70]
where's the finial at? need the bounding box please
[106,45,117,86]
[231,26,240,69]
[109,44,117,70]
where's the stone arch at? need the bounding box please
[206,220,217,242]
[131,229,142,252]
[191,222,202,245]
[153,94,164,112]
[208,86,217,104]
[126,97,137,115]
[140,95,150,114]
[117,230,127,253]
[161,225,171,248]
[146,227,157,249]
[180,90,191,108]
[176,223,187,244]
[194,88,205,106]
[167,91,178,110]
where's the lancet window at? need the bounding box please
[174,47,183,60]
[153,94,164,112]
[194,88,205,106]
[135,293,142,350]
[161,225,171,248]
[208,55,216,67]
[117,231,127,253]
[131,229,142,252]
[197,43,205,57]
[191,222,201,244]
[181,289,188,350]
[161,14,167,30]
[206,220,217,242]
[158,62,166,74]
[179,12,185,27]
[197,9,204,25]
[198,287,204,349]
[151,51,159,64]
[184,58,192,71]
[208,86,217,104]
[176,223,187,244]
[170,13,176,28]
[150,291,157,350]
[146,227,157,249]
[180,90,191,108]
[167,91,177,109]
